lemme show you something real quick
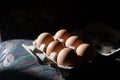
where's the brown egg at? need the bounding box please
[35,32,54,50]
[46,41,65,61]
[76,43,96,61]
[57,48,78,67]
[65,36,83,50]
[54,29,71,43]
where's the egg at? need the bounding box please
[54,29,71,43]
[46,41,65,61]
[76,43,96,61]
[57,48,78,67]
[35,32,54,51]
[65,36,83,50]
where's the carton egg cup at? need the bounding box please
[22,40,74,69]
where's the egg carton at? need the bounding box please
[22,29,96,69]
[22,41,74,69]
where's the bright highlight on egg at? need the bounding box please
[76,43,95,61]
[35,32,54,51]
[65,36,83,50]
[46,41,65,61]
[57,48,78,66]
[54,29,71,43]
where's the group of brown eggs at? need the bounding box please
[34,29,96,67]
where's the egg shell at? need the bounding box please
[65,36,83,50]
[57,48,78,67]
[35,32,54,49]
[76,43,96,61]
[46,41,65,61]
[54,29,71,43]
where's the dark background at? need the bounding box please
[0,1,120,41]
